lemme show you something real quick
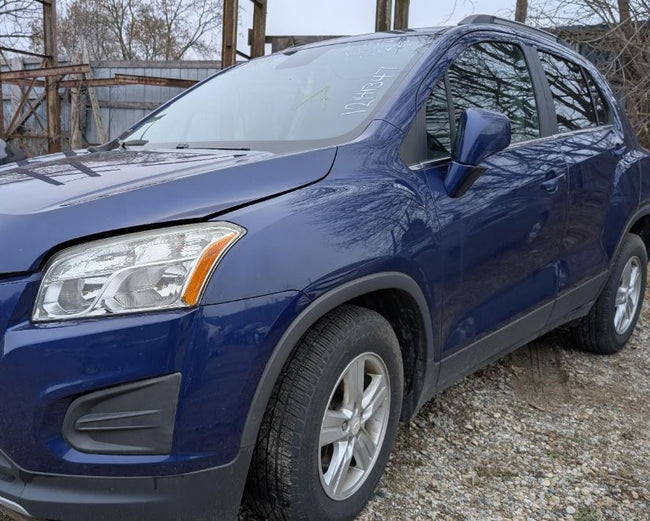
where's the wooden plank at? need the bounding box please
[375,0,392,32]
[112,74,198,88]
[515,0,528,23]
[0,75,4,139]
[3,75,195,89]
[83,45,107,144]
[43,0,61,153]
[91,100,161,111]
[394,0,410,29]
[221,0,239,68]
[2,78,46,87]
[250,0,267,58]
[69,75,83,148]
[0,64,90,81]
[6,77,37,135]
[7,91,46,136]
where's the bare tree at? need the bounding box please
[0,0,40,52]
[528,0,650,146]
[32,0,223,61]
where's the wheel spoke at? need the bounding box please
[361,374,388,422]
[344,358,366,409]
[629,267,640,292]
[320,409,353,446]
[614,257,644,335]
[615,305,625,331]
[622,264,632,288]
[326,439,354,496]
[353,429,376,470]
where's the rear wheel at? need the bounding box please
[247,305,403,521]
[572,233,647,354]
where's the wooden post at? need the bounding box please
[394,0,410,30]
[69,78,82,149]
[43,0,60,153]
[0,75,4,140]
[515,0,528,23]
[221,0,239,68]
[376,0,393,32]
[618,0,631,24]
[250,0,267,58]
[82,43,107,144]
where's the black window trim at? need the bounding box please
[536,48,612,136]
[580,66,612,126]
[406,39,551,171]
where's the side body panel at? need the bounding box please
[425,138,568,356]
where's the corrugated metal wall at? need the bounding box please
[1,59,221,154]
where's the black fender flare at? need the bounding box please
[239,271,434,448]
[625,204,650,234]
[614,203,650,261]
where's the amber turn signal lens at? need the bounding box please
[182,231,240,305]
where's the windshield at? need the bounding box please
[122,35,436,152]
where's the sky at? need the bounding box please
[239,0,516,40]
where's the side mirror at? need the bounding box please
[444,108,511,198]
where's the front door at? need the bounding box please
[418,40,568,361]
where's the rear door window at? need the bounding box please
[538,52,598,132]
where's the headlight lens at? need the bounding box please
[33,222,245,322]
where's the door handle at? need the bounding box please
[613,143,627,157]
[540,171,565,194]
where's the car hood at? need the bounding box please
[0,147,337,274]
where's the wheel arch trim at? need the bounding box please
[620,203,650,253]
[239,271,434,448]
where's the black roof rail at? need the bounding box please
[458,14,572,48]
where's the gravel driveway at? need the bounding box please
[2,297,647,521]
[241,292,650,521]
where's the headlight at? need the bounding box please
[33,222,245,322]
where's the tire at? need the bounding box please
[247,305,404,521]
[571,233,647,355]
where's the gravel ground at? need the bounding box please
[241,292,650,521]
[2,297,647,521]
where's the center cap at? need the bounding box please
[350,417,361,436]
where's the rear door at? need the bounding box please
[536,51,626,295]
[409,40,568,363]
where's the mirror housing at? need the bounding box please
[444,108,512,198]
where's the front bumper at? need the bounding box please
[0,446,252,521]
[0,273,301,519]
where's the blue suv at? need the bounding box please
[0,15,649,521]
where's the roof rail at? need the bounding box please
[458,14,572,48]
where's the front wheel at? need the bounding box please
[572,233,647,354]
[247,305,404,521]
